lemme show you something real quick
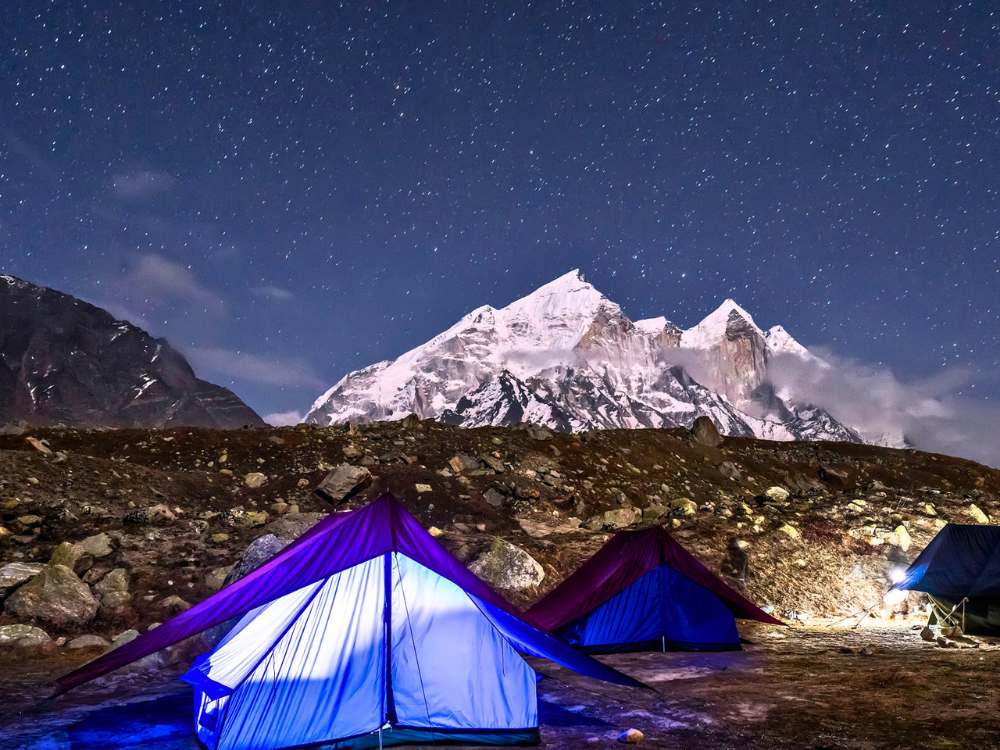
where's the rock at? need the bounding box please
[483,487,507,508]
[239,511,269,528]
[618,728,645,744]
[414,483,433,494]
[224,534,289,586]
[0,562,45,597]
[527,426,553,441]
[315,464,372,504]
[244,472,268,489]
[159,594,191,613]
[94,568,129,600]
[764,486,790,503]
[270,501,290,515]
[427,526,444,538]
[4,564,99,628]
[122,508,149,525]
[480,454,505,473]
[77,532,113,559]
[920,626,936,642]
[210,532,231,544]
[670,498,698,517]
[893,525,912,552]
[0,623,51,648]
[689,416,722,448]
[147,503,177,523]
[642,504,669,522]
[49,541,86,571]
[818,465,849,486]
[342,443,363,459]
[469,539,545,590]
[205,565,234,592]
[776,523,801,541]
[25,436,52,455]
[264,512,326,540]
[969,504,990,524]
[448,453,482,474]
[17,514,42,527]
[718,461,741,480]
[67,634,111,650]
[603,506,642,529]
[922,503,938,517]
[109,629,139,649]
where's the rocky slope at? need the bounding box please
[0,275,263,429]
[0,421,997,657]
[306,270,861,443]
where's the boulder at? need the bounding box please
[49,541,89,572]
[25,436,52,455]
[264,512,326,540]
[315,464,372,504]
[764,486,790,503]
[469,539,545,591]
[689,416,722,448]
[448,454,482,474]
[244,472,268,489]
[4,564,99,628]
[818,465,850,487]
[969,504,990,524]
[776,523,801,541]
[483,487,507,508]
[224,534,289,587]
[618,728,645,744]
[892,525,912,552]
[238,511,269,528]
[670,498,698,517]
[78,532,114,559]
[67,634,111,650]
[718,461,741,480]
[0,561,45,598]
[205,565,234,592]
[94,568,131,612]
[642,504,669,522]
[0,623,51,648]
[603,506,642,529]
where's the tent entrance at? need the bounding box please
[928,595,1000,636]
[188,552,538,750]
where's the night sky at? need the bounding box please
[1,2,998,425]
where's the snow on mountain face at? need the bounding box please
[306,270,862,444]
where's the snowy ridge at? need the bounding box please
[306,270,866,444]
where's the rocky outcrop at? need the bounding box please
[469,539,545,591]
[0,274,263,428]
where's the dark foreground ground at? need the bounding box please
[2,622,998,749]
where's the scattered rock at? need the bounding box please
[618,728,645,744]
[0,562,45,597]
[414,483,433,494]
[342,443,363,459]
[764,486,790,503]
[448,453,482,474]
[968,504,990,524]
[205,565,234,592]
[469,539,545,590]
[147,503,177,523]
[689,416,723,448]
[4,564,99,628]
[0,623,51,648]
[112,629,140,648]
[67,634,111,650]
[642,504,669,522]
[77,532,113,559]
[159,594,191,614]
[427,526,444,538]
[224,534,289,586]
[25,436,52,455]
[603,506,642,529]
[818,465,849,486]
[94,568,131,612]
[264,512,326,540]
[238,510,269,528]
[718,461,741,480]
[483,487,507,508]
[670,498,698,517]
[776,523,801,541]
[315,464,373,504]
[893,525,912,552]
[244,472,268,489]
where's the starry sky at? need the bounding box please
[1,2,998,427]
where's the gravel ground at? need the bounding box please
[2,622,999,749]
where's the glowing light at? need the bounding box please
[888,566,908,585]
[883,588,908,607]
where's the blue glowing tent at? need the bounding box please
[527,527,781,653]
[58,494,641,749]
[893,523,1000,635]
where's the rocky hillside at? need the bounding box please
[306,270,861,444]
[0,275,263,429]
[0,421,997,655]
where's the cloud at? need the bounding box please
[251,285,294,301]
[766,351,1000,468]
[126,253,224,316]
[264,410,304,426]
[112,170,177,201]
[187,345,326,389]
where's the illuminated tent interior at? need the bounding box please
[56,494,642,750]
[527,526,782,653]
[893,523,1000,636]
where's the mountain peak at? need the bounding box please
[681,298,763,349]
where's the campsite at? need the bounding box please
[1,420,1000,747]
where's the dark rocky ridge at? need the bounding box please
[0,275,263,429]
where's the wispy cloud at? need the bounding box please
[251,285,294,301]
[187,345,325,389]
[126,253,224,316]
[767,351,1000,467]
[263,410,304,426]
[112,170,177,201]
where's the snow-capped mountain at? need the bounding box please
[0,274,263,429]
[306,270,861,443]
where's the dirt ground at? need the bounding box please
[2,621,998,749]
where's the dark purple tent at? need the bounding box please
[526,527,782,652]
[56,493,642,696]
